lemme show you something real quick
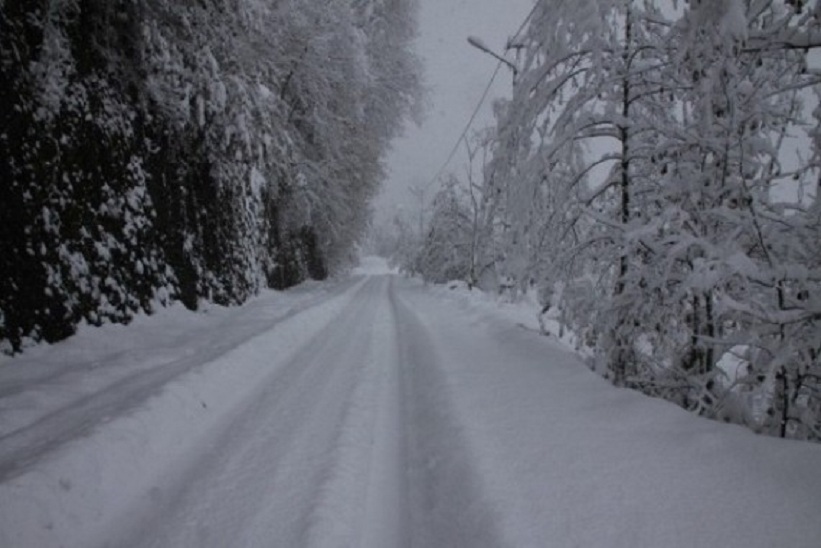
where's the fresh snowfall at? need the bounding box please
[0,259,818,547]
[2,0,821,546]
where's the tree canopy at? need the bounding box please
[0,0,422,353]
[398,0,821,442]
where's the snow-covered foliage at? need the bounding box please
[0,0,422,353]
[415,179,475,283]
[415,0,821,441]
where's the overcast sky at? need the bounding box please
[374,0,534,224]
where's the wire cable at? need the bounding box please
[423,61,504,190]
[421,1,539,192]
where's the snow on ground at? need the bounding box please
[430,279,584,353]
[351,255,398,276]
[432,279,545,332]
[0,276,366,547]
[0,258,819,547]
[396,276,821,547]
[0,276,361,448]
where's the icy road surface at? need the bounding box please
[1,261,820,547]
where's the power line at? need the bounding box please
[511,0,540,45]
[422,61,504,191]
[421,1,539,192]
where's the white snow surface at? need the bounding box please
[1,258,819,547]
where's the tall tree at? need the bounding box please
[424,0,821,440]
[0,0,423,353]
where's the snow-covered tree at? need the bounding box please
[0,0,423,353]
[471,0,821,440]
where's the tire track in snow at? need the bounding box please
[303,275,409,548]
[0,277,363,403]
[106,276,401,547]
[3,273,509,547]
[359,276,410,548]
[391,284,508,548]
[0,277,364,483]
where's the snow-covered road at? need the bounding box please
[1,265,820,547]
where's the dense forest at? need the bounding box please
[393,0,821,442]
[0,0,422,353]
